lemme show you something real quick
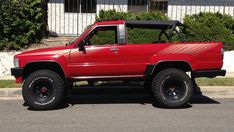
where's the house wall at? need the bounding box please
[48,0,127,36]
[48,0,234,36]
[168,0,234,22]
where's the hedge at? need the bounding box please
[0,0,48,51]
[96,10,168,21]
[183,12,234,51]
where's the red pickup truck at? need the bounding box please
[11,20,226,110]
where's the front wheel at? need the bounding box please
[152,68,193,108]
[22,70,65,110]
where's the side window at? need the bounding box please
[127,28,183,44]
[127,28,163,44]
[85,26,117,46]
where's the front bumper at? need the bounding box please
[192,69,226,78]
[11,68,23,77]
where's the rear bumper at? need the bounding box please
[11,68,23,77]
[192,69,226,78]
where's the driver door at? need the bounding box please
[69,26,123,77]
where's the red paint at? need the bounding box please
[13,20,224,83]
[15,76,22,83]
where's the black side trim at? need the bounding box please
[11,68,23,77]
[144,64,155,78]
[72,75,144,81]
[192,69,226,78]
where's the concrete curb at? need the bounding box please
[0,88,22,100]
[0,86,234,100]
[199,86,234,98]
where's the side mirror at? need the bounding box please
[79,40,86,51]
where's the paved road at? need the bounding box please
[0,86,234,132]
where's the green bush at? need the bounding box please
[96,10,135,21]
[0,0,48,51]
[96,10,169,21]
[96,10,169,44]
[183,12,234,51]
[135,12,169,21]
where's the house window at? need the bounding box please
[128,0,168,13]
[65,0,96,13]
[149,0,168,13]
[128,0,148,13]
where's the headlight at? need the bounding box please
[13,57,19,68]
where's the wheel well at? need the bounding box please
[23,62,65,80]
[152,61,192,76]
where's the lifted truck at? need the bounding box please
[11,20,226,110]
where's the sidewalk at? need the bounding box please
[200,86,234,98]
[1,86,234,100]
[0,88,22,100]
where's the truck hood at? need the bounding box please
[16,46,71,57]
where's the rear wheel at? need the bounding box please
[22,70,65,110]
[152,68,193,108]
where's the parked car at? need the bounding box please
[11,20,226,110]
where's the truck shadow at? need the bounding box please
[65,84,220,109]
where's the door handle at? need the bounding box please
[110,48,118,52]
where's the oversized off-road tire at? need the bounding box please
[22,70,65,110]
[152,68,193,108]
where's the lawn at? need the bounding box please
[195,77,234,86]
[0,78,234,88]
[0,80,22,88]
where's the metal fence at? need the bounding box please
[48,0,234,36]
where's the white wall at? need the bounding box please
[1,51,234,79]
[223,51,234,72]
[168,0,234,22]
[0,52,20,79]
[48,0,96,35]
[48,0,127,36]
[48,0,234,36]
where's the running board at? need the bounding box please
[71,75,144,81]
